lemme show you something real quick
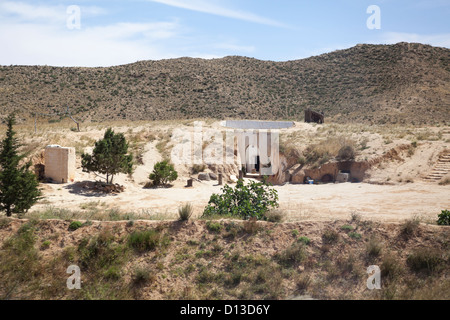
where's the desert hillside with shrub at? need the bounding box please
[0,42,449,125]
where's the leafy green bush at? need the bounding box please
[340,225,354,232]
[297,236,311,246]
[149,160,178,187]
[348,232,362,240]
[202,180,278,220]
[437,209,450,225]
[69,221,83,231]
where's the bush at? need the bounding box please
[381,254,402,280]
[407,248,446,274]
[178,203,193,221]
[132,267,155,287]
[68,221,83,231]
[206,221,223,233]
[297,236,311,246]
[348,232,362,240]
[275,243,307,267]
[202,179,279,220]
[149,160,178,187]
[340,225,353,232]
[400,217,420,238]
[128,229,170,253]
[366,237,382,258]
[322,229,339,244]
[437,209,450,225]
[337,145,355,161]
[265,209,285,223]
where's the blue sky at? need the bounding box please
[0,0,449,66]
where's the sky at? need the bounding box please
[0,0,449,67]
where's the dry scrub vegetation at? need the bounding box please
[0,215,448,300]
[1,43,449,125]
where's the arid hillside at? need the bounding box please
[0,42,449,125]
[0,216,448,300]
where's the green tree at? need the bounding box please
[0,114,41,217]
[149,160,178,187]
[81,128,133,184]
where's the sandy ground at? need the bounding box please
[26,121,450,223]
[33,173,450,223]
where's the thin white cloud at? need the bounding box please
[379,32,450,48]
[149,0,286,27]
[0,21,182,67]
[0,1,106,22]
[214,42,255,53]
[0,1,184,66]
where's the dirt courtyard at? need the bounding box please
[33,177,450,223]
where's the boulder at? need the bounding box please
[198,172,211,181]
[209,172,218,180]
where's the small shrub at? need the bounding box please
[348,232,362,240]
[223,222,241,239]
[291,229,299,237]
[275,243,307,267]
[297,236,311,246]
[295,274,311,293]
[132,267,154,287]
[322,229,339,244]
[437,209,450,225]
[128,229,170,252]
[337,145,355,161]
[366,237,382,258]
[265,209,285,223]
[104,265,121,280]
[350,212,361,223]
[340,225,353,232]
[400,217,420,238]
[206,221,223,233]
[178,203,193,221]
[40,240,51,250]
[68,221,83,231]
[0,217,11,229]
[407,248,445,274]
[381,254,402,280]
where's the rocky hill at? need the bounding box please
[0,42,449,125]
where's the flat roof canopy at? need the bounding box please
[220,120,295,130]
